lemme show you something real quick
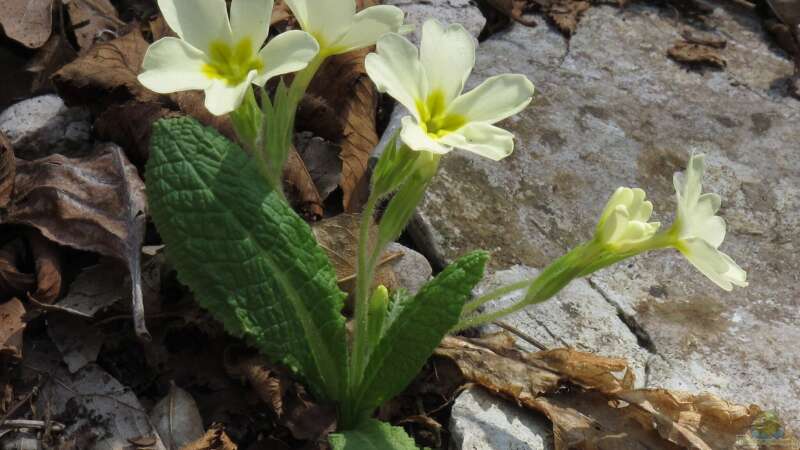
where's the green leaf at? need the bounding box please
[146,117,348,402]
[329,419,420,450]
[352,251,488,418]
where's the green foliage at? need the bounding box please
[329,419,422,450]
[350,251,488,420]
[146,117,348,402]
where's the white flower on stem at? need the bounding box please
[672,154,747,291]
[138,0,319,115]
[596,187,660,252]
[364,19,535,161]
[284,0,404,56]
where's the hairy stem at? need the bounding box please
[351,194,380,390]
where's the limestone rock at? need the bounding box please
[0,94,91,159]
[386,242,432,295]
[386,0,485,42]
[412,5,800,429]
[450,387,553,450]
[476,266,651,386]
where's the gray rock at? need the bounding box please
[386,242,432,294]
[0,94,91,159]
[476,266,651,386]
[387,0,485,43]
[450,387,553,450]
[412,5,800,429]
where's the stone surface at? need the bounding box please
[385,0,485,42]
[476,266,651,386]
[0,94,91,159]
[412,4,800,429]
[386,242,432,294]
[450,387,553,450]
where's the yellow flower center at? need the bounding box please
[202,38,264,86]
[416,90,466,139]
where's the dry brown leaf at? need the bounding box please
[94,100,176,167]
[27,230,62,304]
[309,51,377,212]
[0,232,62,305]
[547,0,590,35]
[26,32,78,94]
[0,298,26,359]
[150,384,205,450]
[226,353,289,415]
[484,0,592,34]
[1,131,14,207]
[437,334,766,450]
[225,352,336,441]
[668,40,727,68]
[311,213,399,301]
[6,143,148,336]
[484,0,538,26]
[284,145,324,220]
[180,423,237,450]
[0,0,53,48]
[66,0,122,50]
[0,239,34,299]
[767,0,800,29]
[295,133,342,202]
[270,0,294,27]
[301,0,379,212]
[53,25,159,113]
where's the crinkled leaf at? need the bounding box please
[329,419,419,450]
[145,117,348,401]
[353,251,488,415]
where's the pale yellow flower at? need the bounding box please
[672,154,747,291]
[284,0,404,56]
[138,0,319,115]
[596,187,661,252]
[365,19,535,161]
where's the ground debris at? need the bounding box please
[436,334,774,450]
[482,0,594,35]
[667,38,727,68]
[180,423,238,450]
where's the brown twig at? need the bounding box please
[493,320,549,351]
[26,293,93,319]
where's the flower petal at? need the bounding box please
[138,37,212,93]
[283,0,309,30]
[446,73,534,123]
[158,0,232,52]
[365,33,428,119]
[438,122,514,160]
[230,0,273,48]
[400,116,450,154]
[286,0,354,47]
[680,238,737,291]
[254,30,319,85]
[204,70,257,115]
[680,153,705,206]
[419,19,475,105]
[720,252,748,288]
[331,5,404,54]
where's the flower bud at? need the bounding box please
[595,187,660,252]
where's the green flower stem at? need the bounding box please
[453,241,603,332]
[461,279,534,316]
[454,230,681,332]
[350,193,380,391]
[288,53,326,108]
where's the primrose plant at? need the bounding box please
[140,0,747,448]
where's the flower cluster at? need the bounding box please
[595,154,747,291]
[139,0,403,115]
